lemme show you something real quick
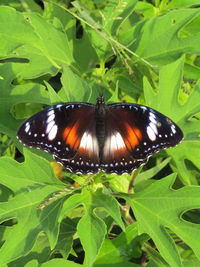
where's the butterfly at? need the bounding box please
[17,96,183,175]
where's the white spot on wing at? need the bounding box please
[149,112,156,118]
[111,135,117,151]
[104,132,125,157]
[46,121,55,133]
[47,113,55,123]
[79,132,99,156]
[149,114,157,124]
[47,110,54,116]
[171,125,176,134]
[25,123,30,133]
[147,125,156,141]
[56,104,62,108]
[79,132,88,149]
[86,133,93,151]
[115,132,126,149]
[48,125,58,140]
[149,122,158,135]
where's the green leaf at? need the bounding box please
[0,6,74,67]
[134,157,172,186]
[124,174,200,267]
[0,149,65,264]
[59,188,125,267]
[102,0,137,36]
[78,211,106,267]
[121,8,200,65]
[135,2,157,18]
[41,259,82,267]
[0,149,62,191]
[0,61,49,141]
[45,81,64,104]
[183,260,200,267]
[10,234,51,267]
[0,0,43,13]
[53,218,77,258]
[143,243,169,267]
[144,56,200,185]
[168,0,200,8]
[94,223,139,266]
[60,66,92,102]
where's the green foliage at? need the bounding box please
[0,1,200,266]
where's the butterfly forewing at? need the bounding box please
[17,103,100,174]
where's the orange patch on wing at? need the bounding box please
[63,127,71,140]
[63,121,80,150]
[124,123,142,149]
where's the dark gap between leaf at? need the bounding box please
[1,218,17,227]
[109,224,122,238]
[144,155,172,181]
[15,147,24,162]
[33,0,44,9]
[185,159,200,183]
[48,72,62,92]
[68,238,84,264]
[191,5,200,8]
[0,184,13,202]
[76,19,84,39]
[182,209,200,224]
[105,55,117,69]
[0,58,29,64]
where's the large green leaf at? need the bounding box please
[0,6,74,67]
[123,174,200,267]
[0,5,77,141]
[0,149,65,264]
[59,188,125,267]
[144,56,200,185]
[121,8,200,65]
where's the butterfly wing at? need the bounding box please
[17,103,100,174]
[101,103,183,174]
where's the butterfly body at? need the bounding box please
[17,96,183,174]
[95,97,107,152]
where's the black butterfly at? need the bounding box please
[17,96,183,174]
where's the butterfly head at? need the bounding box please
[96,95,105,105]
